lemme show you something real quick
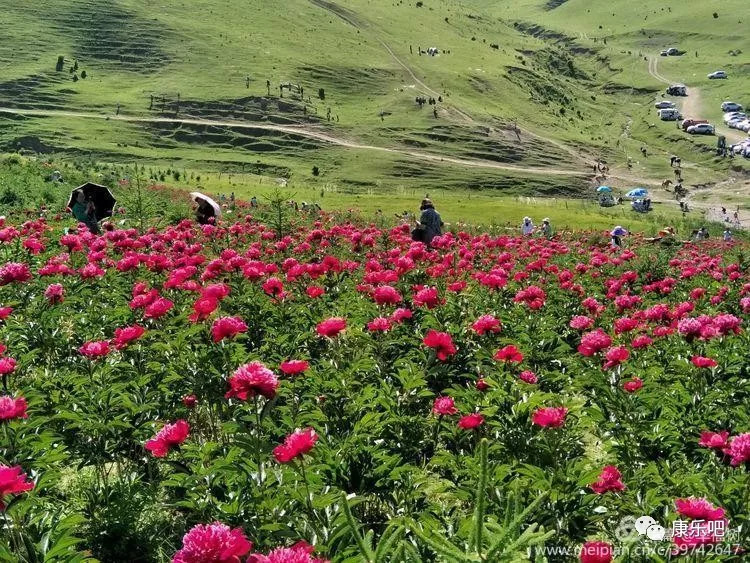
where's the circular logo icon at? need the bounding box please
[634,516,658,535]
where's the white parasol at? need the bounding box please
[190,192,222,219]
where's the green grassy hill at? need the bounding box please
[0,0,747,202]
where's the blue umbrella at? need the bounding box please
[596,186,612,193]
[611,226,628,236]
[626,188,648,198]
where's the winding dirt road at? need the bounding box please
[647,56,743,143]
[0,106,583,177]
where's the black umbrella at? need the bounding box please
[68,183,117,220]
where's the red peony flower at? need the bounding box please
[172,521,252,563]
[494,345,523,363]
[273,428,318,463]
[513,285,546,309]
[44,283,65,304]
[579,541,613,563]
[578,329,612,356]
[698,431,729,450]
[602,346,629,370]
[432,396,458,416]
[458,412,484,430]
[225,362,279,400]
[423,330,457,361]
[182,395,197,409]
[0,307,12,320]
[144,297,174,319]
[211,316,248,343]
[145,419,190,458]
[724,433,750,466]
[79,340,110,358]
[390,308,412,323]
[532,406,568,428]
[189,296,219,323]
[675,497,725,520]
[247,541,329,563]
[476,378,490,391]
[280,360,309,376]
[367,316,392,332]
[0,464,34,509]
[590,465,626,494]
[373,285,402,305]
[0,395,28,421]
[316,317,347,338]
[519,370,538,384]
[691,356,718,368]
[471,314,502,335]
[570,315,594,330]
[262,277,285,298]
[306,285,325,298]
[0,262,32,285]
[622,377,643,393]
[0,357,17,376]
[113,325,146,350]
[413,287,442,309]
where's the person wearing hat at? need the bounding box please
[521,216,535,236]
[723,229,733,242]
[541,218,552,239]
[610,226,627,248]
[415,198,443,246]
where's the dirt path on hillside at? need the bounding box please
[648,56,743,142]
[0,106,584,177]
[307,0,586,163]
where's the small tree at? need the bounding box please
[56,56,64,72]
[318,88,325,100]
[80,70,87,79]
[265,188,293,240]
[312,166,320,176]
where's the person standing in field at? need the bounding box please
[416,198,443,246]
[541,218,552,239]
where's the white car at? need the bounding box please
[736,120,750,132]
[708,70,728,79]
[655,100,676,109]
[721,102,742,112]
[724,112,746,123]
[687,124,715,134]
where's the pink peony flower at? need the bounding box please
[0,357,17,376]
[182,395,197,409]
[367,317,392,332]
[471,314,502,335]
[519,370,538,384]
[189,296,219,323]
[273,428,318,463]
[590,465,626,494]
[144,297,174,319]
[306,286,325,299]
[316,317,347,338]
[225,362,279,400]
[698,431,729,450]
[423,330,457,361]
[413,287,442,309]
[0,395,28,421]
[674,497,725,521]
[570,315,594,330]
[0,262,32,285]
[145,419,190,458]
[79,340,110,358]
[691,356,717,368]
[532,407,568,428]
[494,345,523,363]
[458,413,484,430]
[247,541,329,563]
[432,396,458,416]
[724,433,750,466]
[373,285,402,305]
[280,360,309,376]
[0,464,35,509]
[579,541,613,563]
[390,308,412,323]
[513,285,546,309]
[622,377,643,393]
[211,317,248,343]
[172,521,252,563]
[113,325,146,350]
[44,283,65,304]
[602,346,629,370]
[578,329,612,356]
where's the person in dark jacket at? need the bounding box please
[416,198,443,245]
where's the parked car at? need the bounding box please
[660,50,669,56]
[724,112,746,123]
[708,70,728,79]
[655,100,676,109]
[666,84,687,96]
[681,119,708,131]
[658,108,682,121]
[735,120,750,132]
[687,123,715,135]
[721,101,742,112]
[667,47,680,55]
